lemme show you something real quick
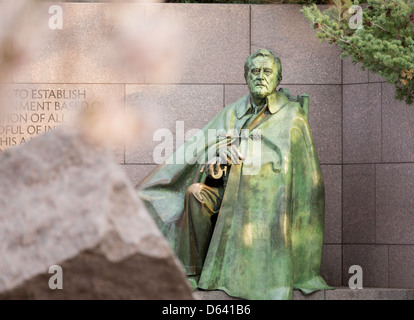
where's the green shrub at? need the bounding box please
[302,0,414,104]
[165,1,330,4]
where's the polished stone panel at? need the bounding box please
[321,244,342,287]
[376,164,414,244]
[125,84,223,164]
[224,85,249,106]
[368,70,386,83]
[321,165,342,243]
[251,5,341,85]
[342,244,388,287]
[343,83,381,163]
[343,165,376,243]
[145,4,249,84]
[343,57,368,84]
[382,83,414,162]
[12,3,145,84]
[389,245,414,289]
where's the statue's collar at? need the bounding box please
[236,90,289,119]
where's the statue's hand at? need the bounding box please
[218,143,245,165]
[200,143,245,179]
[200,156,224,178]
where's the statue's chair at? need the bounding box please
[278,87,309,119]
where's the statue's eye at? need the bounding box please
[251,69,259,75]
[264,69,272,75]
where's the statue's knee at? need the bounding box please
[186,183,205,201]
[186,183,221,216]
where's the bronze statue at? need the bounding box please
[137,49,332,300]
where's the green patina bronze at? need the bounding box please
[137,49,332,300]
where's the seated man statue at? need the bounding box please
[137,48,332,300]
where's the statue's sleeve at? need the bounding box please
[289,107,330,293]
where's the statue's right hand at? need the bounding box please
[218,143,245,165]
[200,143,245,178]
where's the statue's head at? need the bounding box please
[244,49,282,101]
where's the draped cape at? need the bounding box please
[137,90,332,300]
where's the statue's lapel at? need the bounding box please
[235,91,289,120]
[235,94,252,119]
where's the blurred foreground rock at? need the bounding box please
[0,127,194,299]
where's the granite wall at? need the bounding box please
[6,3,414,289]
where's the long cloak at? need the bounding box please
[137,90,332,300]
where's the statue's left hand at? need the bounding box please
[200,156,226,178]
[200,143,245,179]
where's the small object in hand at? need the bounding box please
[210,164,227,179]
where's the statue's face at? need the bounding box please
[246,56,279,100]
